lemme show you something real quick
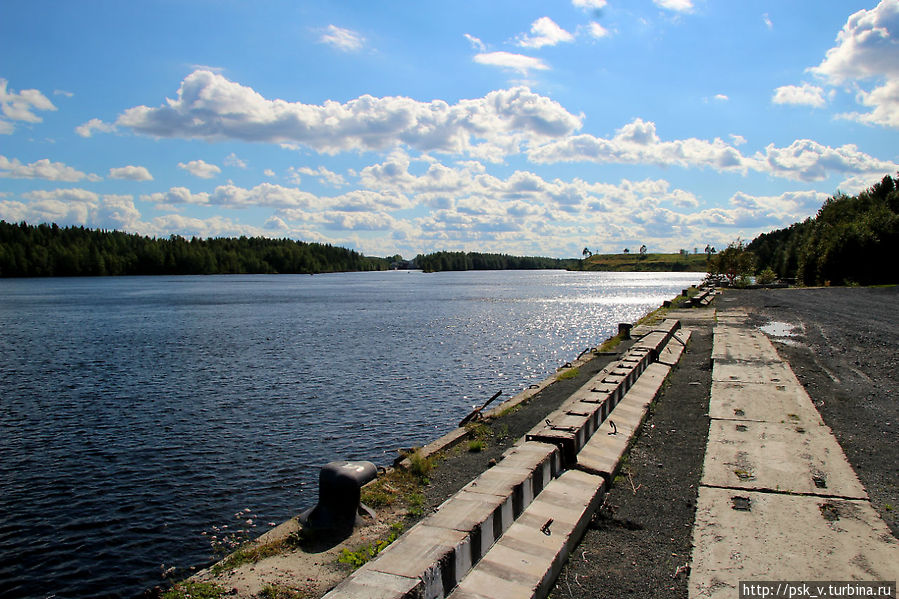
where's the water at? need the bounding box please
[0,270,701,598]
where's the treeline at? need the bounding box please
[0,221,389,277]
[414,251,578,272]
[748,175,899,286]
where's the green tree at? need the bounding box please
[711,239,754,286]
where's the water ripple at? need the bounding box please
[0,270,700,598]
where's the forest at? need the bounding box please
[748,174,899,286]
[412,251,578,272]
[0,221,389,277]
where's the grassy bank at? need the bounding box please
[574,252,709,272]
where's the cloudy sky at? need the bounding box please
[2,1,898,258]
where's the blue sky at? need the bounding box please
[2,1,898,258]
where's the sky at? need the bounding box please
[1,1,898,259]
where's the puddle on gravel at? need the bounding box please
[760,321,800,339]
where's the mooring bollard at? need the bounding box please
[299,460,378,531]
[618,322,632,340]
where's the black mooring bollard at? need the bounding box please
[299,460,378,531]
[618,322,632,340]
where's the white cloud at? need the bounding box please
[714,94,729,101]
[756,138,899,181]
[178,159,221,179]
[529,118,749,172]
[772,83,826,107]
[586,22,610,39]
[264,169,276,177]
[0,78,56,133]
[0,155,97,182]
[109,165,153,181]
[75,118,117,138]
[810,0,899,128]
[763,13,773,30]
[112,70,579,157]
[473,52,551,75]
[654,0,694,13]
[54,89,74,98]
[3,188,143,230]
[289,165,346,187]
[573,0,607,10]
[528,117,899,182]
[223,153,247,168]
[319,25,365,52]
[517,17,575,49]
[464,33,486,52]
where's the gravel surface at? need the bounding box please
[548,320,713,599]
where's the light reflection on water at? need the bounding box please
[0,270,701,598]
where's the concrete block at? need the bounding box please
[459,464,537,519]
[323,568,421,599]
[369,524,471,599]
[449,470,605,599]
[708,380,824,426]
[659,329,691,366]
[701,419,867,499]
[427,490,509,563]
[689,487,899,599]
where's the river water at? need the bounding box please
[0,270,701,598]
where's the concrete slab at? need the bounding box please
[689,487,899,599]
[712,326,781,362]
[708,380,824,426]
[576,417,638,482]
[322,568,420,599]
[701,419,867,498]
[659,329,692,366]
[712,360,798,385]
[666,308,715,322]
[427,490,508,562]
[458,464,537,518]
[369,524,471,599]
[449,470,605,599]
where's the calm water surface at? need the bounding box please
[0,270,701,598]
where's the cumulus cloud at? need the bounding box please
[757,138,899,181]
[772,83,827,107]
[111,70,579,156]
[1,188,143,230]
[528,117,899,182]
[473,52,551,75]
[224,153,247,168]
[529,118,749,172]
[0,155,98,182]
[586,22,610,39]
[654,0,694,13]
[75,118,117,138]
[763,13,773,30]
[319,25,365,52]
[517,17,575,49]
[810,0,899,128]
[178,159,221,179]
[0,79,56,133]
[288,165,346,187]
[109,165,153,181]
[573,0,607,10]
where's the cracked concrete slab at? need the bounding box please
[689,487,899,599]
